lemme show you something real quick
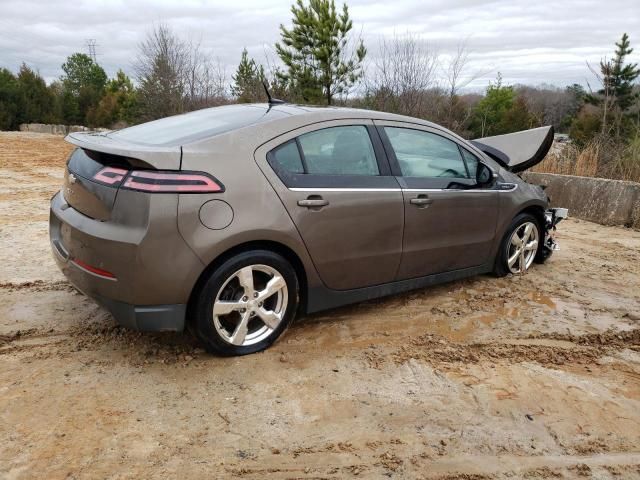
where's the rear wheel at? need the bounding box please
[494,213,541,277]
[191,250,298,356]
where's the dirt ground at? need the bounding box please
[1,132,639,479]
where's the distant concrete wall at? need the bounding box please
[18,124,107,135]
[523,172,640,229]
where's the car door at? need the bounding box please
[376,122,499,280]
[256,120,404,291]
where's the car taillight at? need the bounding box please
[91,168,224,193]
[122,171,224,193]
[93,167,128,186]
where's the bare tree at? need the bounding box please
[134,24,189,120]
[184,40,227,110]
[440,40,487,131]
[587,59,614,135]
[516,84,573,130]
[443,41,469,98]
[364,33,438,117]
[134,24,228,121]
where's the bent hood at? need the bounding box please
[470,126,554,173]
[65,131,182,170]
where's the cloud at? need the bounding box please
[0,0,638,90]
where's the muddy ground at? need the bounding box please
[1,132,639,479]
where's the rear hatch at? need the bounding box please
[63,132,181,220]
[64,149,128,220]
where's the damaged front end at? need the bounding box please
[471,125,569,262]
[541,207,568,257]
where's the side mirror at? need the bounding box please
[476,163,497,187]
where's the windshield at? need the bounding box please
[108,104,284,147]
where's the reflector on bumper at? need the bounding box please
[71,258,117,280]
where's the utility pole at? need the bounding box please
[86,39,98,63]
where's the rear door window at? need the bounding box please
[297,126,379,176]
[267,124,399,189]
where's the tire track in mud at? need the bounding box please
[0,280,75,292]
[364,328,640,369]
[0,319,200,362]
[3,307,639,374]
[221,451,640,479]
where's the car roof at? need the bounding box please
[106,102,452,148]
[265,103,438,126]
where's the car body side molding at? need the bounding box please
[305,263,492,313]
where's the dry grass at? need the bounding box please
[532,134,640,183]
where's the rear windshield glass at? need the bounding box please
[67,148,131,179]
[108,104,284,147]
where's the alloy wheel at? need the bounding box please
[212,264,288,346]
[507,222,539,274]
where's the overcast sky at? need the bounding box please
[1,0,638,91]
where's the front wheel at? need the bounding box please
[190,250,299,356]
[494,213,541,277]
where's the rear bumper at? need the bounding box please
[92,295,186,331]
[50,190,203,332]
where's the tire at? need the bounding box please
[534,243,553,264]
[493,213,541,277]
[190,250,299,356]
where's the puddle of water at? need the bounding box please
[498,306,521,318]
[431,316,480,342]
[529,291,556,309]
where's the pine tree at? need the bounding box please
[89,70,138,127]
[275,0,366,104]
[607,33,639,112]
[470,73,537,137]
[588,33,640,136]
[16,64,57,125]
[60,53,107,125]
[0,68,19,130]
[231,49,265,103]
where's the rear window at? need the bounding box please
[108,104,286,147]
[67,148,130,179]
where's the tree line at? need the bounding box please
[0,0,638,150]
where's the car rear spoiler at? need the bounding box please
[65,131,182,170]
[470,126,554,173]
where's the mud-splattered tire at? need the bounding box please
[534,243,553,264]
[190,250,298,356]
[494,213,541,277]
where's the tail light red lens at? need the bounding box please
[122,171,224,193]
[92,167,128,186]
[91,168,224,193]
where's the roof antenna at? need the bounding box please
[263,80,285,106]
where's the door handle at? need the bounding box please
[410,195,433,208]
[297,196,329,208]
